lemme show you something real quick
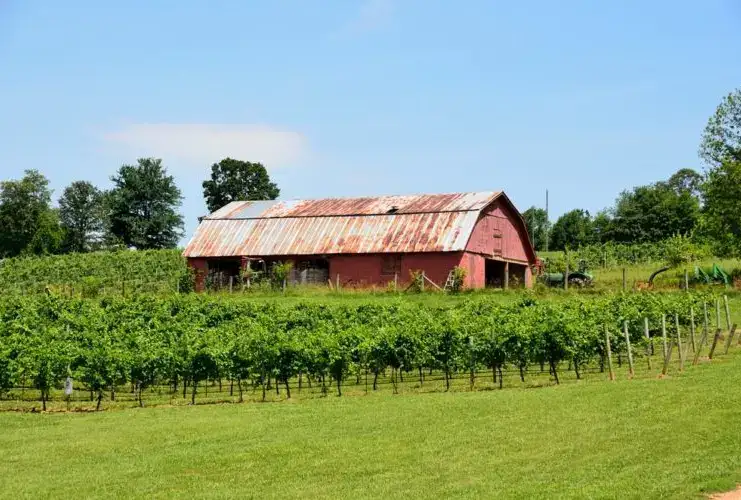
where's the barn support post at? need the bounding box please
[504,262,509,290]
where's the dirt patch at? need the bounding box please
[710,486,741,499]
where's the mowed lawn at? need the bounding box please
[2,352,741,499]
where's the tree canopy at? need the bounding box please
[107,158,184,249]
[522,207,548,251]
[0,170,57,257]
[548,209,595,251]
[700,160,741,256]
[603,171,701,244]
[59,181,105,253]
[202,158,280,213]
[699,88,741,167]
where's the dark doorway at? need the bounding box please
[206,258,241,290]
[485,259,506,288]
[509,263,527,288]
[294,258,330,285]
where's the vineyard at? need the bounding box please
[0,249,188,296]
[0,290,735,411]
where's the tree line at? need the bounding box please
[0,158,280,258]
[524,88,741,257]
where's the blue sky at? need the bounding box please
[2,1,740,244]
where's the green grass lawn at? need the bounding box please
[3,349,741,499]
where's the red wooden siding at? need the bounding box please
[465,200,531,263]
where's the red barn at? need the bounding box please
[182,191,537,290]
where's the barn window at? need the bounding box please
[381,255,401,275]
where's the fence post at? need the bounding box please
[684,269,689,291]
[394,272,398,291]
[624,320,634,377]
[644,317,652,370]
[724,295,731,332]
[724,325,737,355]
[336,273,340,291]
[662,341,674,376]
[715,299,721,332]
[692,304,710,365]
[675,314,684,371]
[421,271,425,292]
[229,276,233,293]
[564,261,569,291]
[504,262,509,290]
[605,325,615,381]
[709,328,722,360]
[661,314,668,359]
[689,307,696,354]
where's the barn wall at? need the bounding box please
[460,252,486,288]
[401,253,463,287]
[466,200,532,263]
[187,258,208,292]
[328,252,463,288]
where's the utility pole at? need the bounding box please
[544,189,549,252]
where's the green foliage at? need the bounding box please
[522,207,548,251]
[449,266,467,292]
[408,270,425,293]
[664,234,705,268]
[107,158,184,249]
[0,291,718,409]
[549,209,595,250]
[0,249,187,295]
[270,261,294,288]
[699,87,741,167]
[542,239,712,271]
[24,209,64,256]
[202,158,280,213]
[604,171,701,244]
[700,160,741,257]
[58,181,105,253]
[0,170,57,258]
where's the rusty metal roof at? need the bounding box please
[183,191,502,257]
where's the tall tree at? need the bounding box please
[107,158,184,249]
[606,170,701,244]
[699,88,741,167]
[549,209,595,251]
[59,181,105,253]
[0,170,56,257]
[202,158,280,213]
[700,160,741,256]
[522,207,548,251]
[25,209,64,255]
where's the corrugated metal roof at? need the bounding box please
[206,191,500,219]
[183,191,502,257]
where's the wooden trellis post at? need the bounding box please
[623,321,634,377]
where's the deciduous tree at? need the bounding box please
[522,207,548,251]
[107,158,184,249]
[699,88,741,167]
[0,170,58,257]
[202,158,280,213]
[59,181,105,253]
[549,209,595,250]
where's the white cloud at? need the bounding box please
[103,124,308,169]
[333,0,394,38]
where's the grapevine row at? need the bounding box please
[0,291,721,410]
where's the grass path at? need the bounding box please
[3,351,741,499]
